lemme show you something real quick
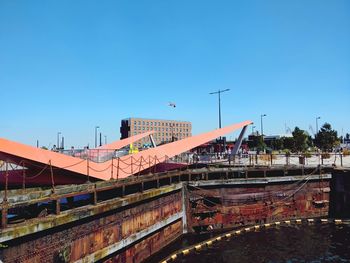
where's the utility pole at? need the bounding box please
[209,89,230,129]
[210,89,230,155]
[260,114,267,136]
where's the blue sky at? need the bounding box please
[0,0,349,148]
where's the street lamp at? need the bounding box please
[209,89,230,129]
[57,132,61,150]
[210,89,230,155]
[316,117,321,136]
[260,114,267,136]
[95,126,100,148]
[104,135,107,145]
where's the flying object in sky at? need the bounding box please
[168,102,176,108]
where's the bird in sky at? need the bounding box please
[168,102,176,108]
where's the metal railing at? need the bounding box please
[176,152,350,167]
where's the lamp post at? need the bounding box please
[95,126,100,148]
[209,89,230,129]
[57,132,61,151]
[260,114,267,136]
[252,125,256,134]
[210,89,230,155]
[104,135,107,145]
[316,117,321,137]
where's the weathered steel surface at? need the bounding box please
[104,220,183,263]
[0,168,334,262]
[189,180,330,231]
[0,190,183,262]
[0,184,183,243]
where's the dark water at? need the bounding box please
[171,223,350,263]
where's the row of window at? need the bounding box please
[132,131,191,137]
[132,120,191,128]
[132,126,190,132]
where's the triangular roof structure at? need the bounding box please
[0,120,252,185]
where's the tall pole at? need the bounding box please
[210,89,230,155]
[95,126,100,148]
[218,92,221,129]
[316,116,321,137]
[209,89,230,129]
[104,135,107,145]
[260,114,266,136]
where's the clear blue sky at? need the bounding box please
[0,0,349,148]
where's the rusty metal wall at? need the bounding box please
[188,181,330,231]
[0,191,183,262]
[104,220,183,263]
[0,177,331,262]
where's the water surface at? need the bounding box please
[172,223,350,263]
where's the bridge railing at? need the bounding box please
[176,152,350,168]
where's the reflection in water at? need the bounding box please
[173,224,350,263]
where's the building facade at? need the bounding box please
[120,117,192,148]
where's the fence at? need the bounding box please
[172,152,350,167]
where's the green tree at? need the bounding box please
[292,127,309,152]
[271,137,284,150]
[314,123,339,152]
[282,137,294,151]
[248,135,266,152]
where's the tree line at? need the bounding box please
[247,123,348,153]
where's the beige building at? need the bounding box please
[120,117,192,148]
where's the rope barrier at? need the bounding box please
[110,157,114,180]
[86,158,90,183]
[20,162,51,180]
[88,164,112,173]
[116,158,120,179]
[49,160,55,193]
[4,162,8,202]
